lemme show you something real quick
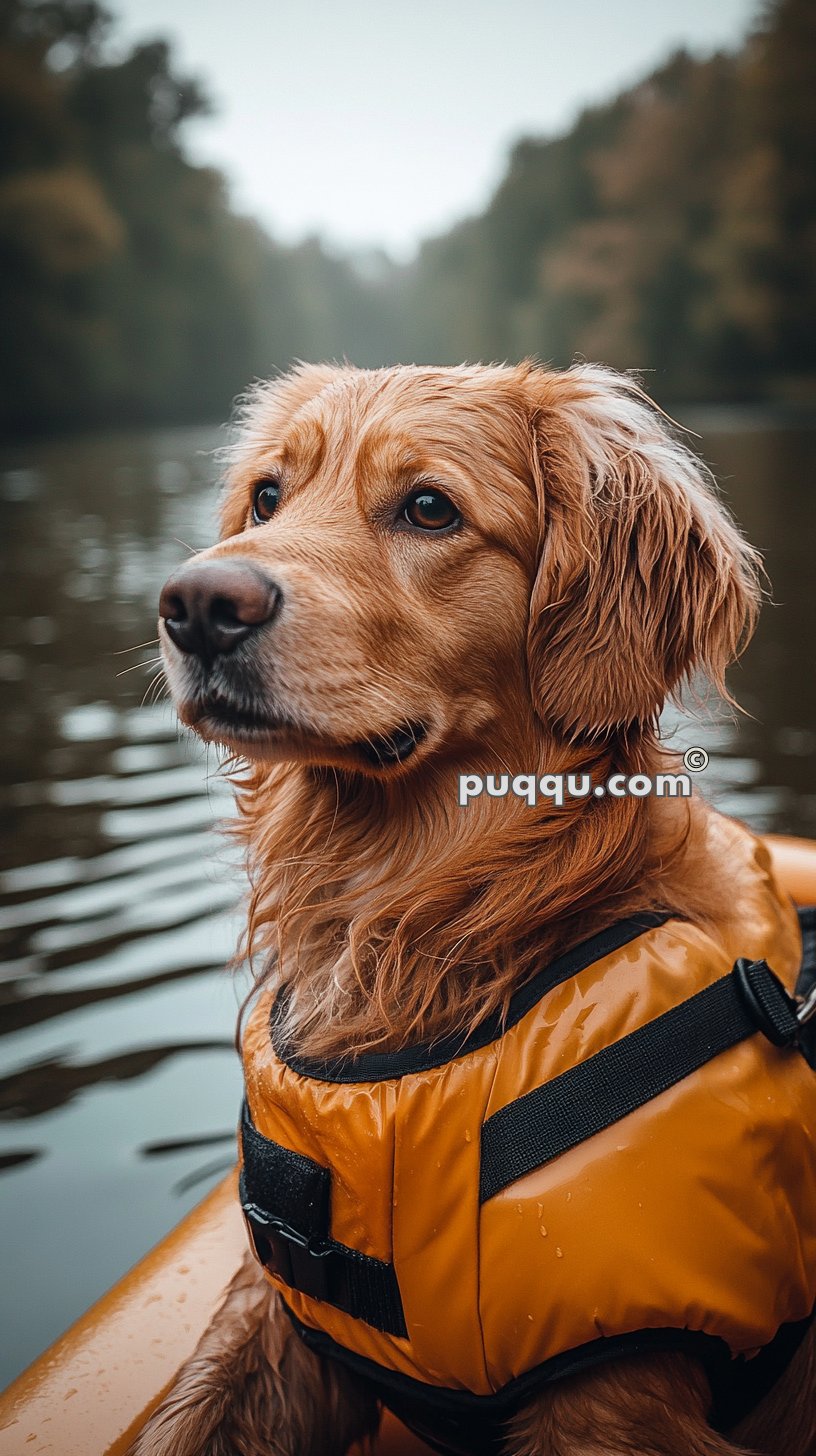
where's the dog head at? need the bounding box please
[159,362,760,772]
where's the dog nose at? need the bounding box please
[159,559,281,660]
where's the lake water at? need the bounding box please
[0,416,815,1388]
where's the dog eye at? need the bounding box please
[252,479,281,524]
[402,489,460,532]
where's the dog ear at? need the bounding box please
[219,362,347,536]
[523,365,762,741]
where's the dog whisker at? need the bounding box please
[140,670,169,710]
[113,637,160,655]
[116,656,163,678]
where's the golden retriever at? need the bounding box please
[134,362,816,1456]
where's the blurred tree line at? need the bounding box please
[402,0,815,403]
[0,0,813,439]
[0,0,398,436]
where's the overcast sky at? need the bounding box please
[111,0,760,261]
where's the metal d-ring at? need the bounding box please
[797,983,816,1027]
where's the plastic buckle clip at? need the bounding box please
[244,1205,333,1301]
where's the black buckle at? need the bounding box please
[243,1202,333,1301]
[734,957,800,1048]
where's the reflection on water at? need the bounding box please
[0,427,244,1387]
[0,415,815,1386]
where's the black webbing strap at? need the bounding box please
[239,1105,407,1337]
[241,1109,330,1240]
[480,958,802,1204]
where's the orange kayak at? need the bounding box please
[1,832,815,1456]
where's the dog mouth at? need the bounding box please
[356,721,428,767]
[195,693,289,737]
[188,692,428,768]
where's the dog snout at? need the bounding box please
[159,559,282,662]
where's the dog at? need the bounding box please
[134,362,816,1456]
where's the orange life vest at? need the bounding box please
[239,816,816,1455]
